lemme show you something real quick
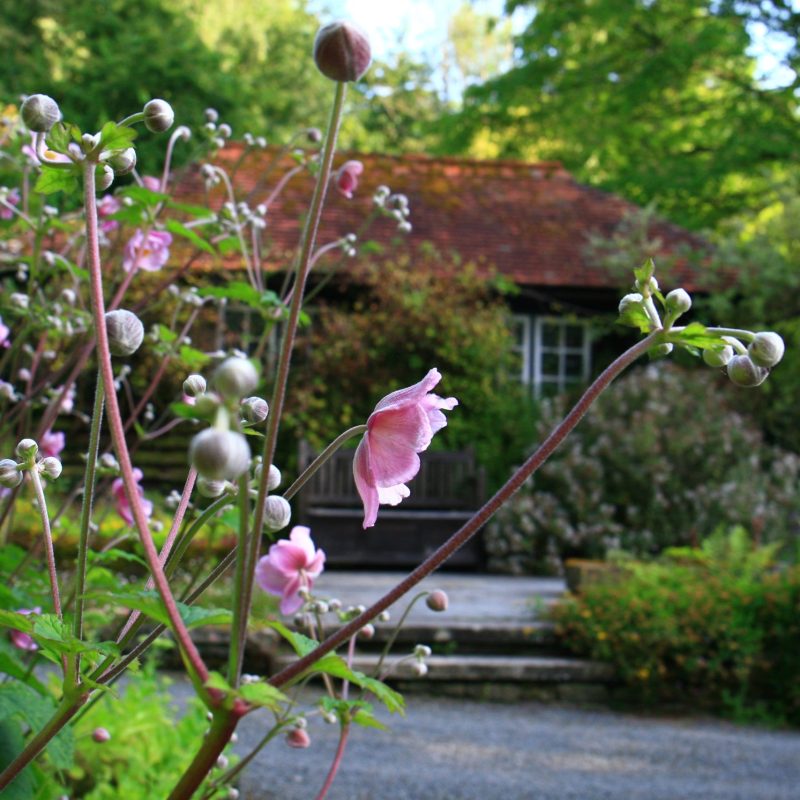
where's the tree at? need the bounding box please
[440,0,800,229]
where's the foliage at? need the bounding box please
[442,0,800,229]
[486,363,800,573]
[285,256,539,490]
[552,528,800,723]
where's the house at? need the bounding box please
[177,146,706,397]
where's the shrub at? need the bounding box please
[486,363,800,573]
[551,528,800,724]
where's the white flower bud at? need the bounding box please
[703,344,734,368]
[99,453,119,471]
[39,457,62,480]
[61,288,76,305]
[414,644,432,658]
[16,439,38,460]
[189,429,250,480]
[748,332,785,368]
[143,99,175,133]
[0,459,22,488]
[651,343,674,357]
[109,147,137,176]
[10,293,29,310]
[105,310,144,357]
[98,165,115,191]
[21,94,61,132]
[618,293,644,314]
[266,464,281,492]
[183,374,207,398]
[664,288,692,316]
[218,123,232,138]
[410,661,428,677]
[213,358,258,400]
[204,108,219,123]
[358,623,375,640]
[241,396,268,424]
[197,476,228,498]
[727,355,768,388]
[263,495,291,531]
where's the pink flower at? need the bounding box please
[353,368,458,529]
[122,229,172,273]
[141,175,161,192]
[97,194,121,233]
[1,188,20,220]
[0,315,10,349]
[255,526,325,615]
[40,429,65,458]
[112,468,153,526]
[335,160,363,199]
[10,607,41,652]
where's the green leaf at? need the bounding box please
[0,718,36,799]
[178,345,210,371]
[91,590,232,630]
[239,682,287,712]
[45,122,71,153]
[124,185,169,206]
[264,621,318,657]
[346,672,405,714]
[99,121,137,152]
[199,281,262,307]
[166,200,214,218]
[155,323,178,344]
[205,671,232,694]
[86,548,148,570]
[633,258,655,286]
[616,302,652,333]
[0,610,34,634]
[165,219,215,255]
[170,401,205,421]
[217,236,242,256]
[34,165,79,196]
[669,322,725,350]
[352,708,388,730]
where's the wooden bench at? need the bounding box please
[295,442,486,569]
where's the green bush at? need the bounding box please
[485,363,800,573]
[552,528,800,724]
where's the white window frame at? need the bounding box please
[511,314,532,385]
[532,316,591,396]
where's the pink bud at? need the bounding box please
[286,727,311,749]
[92,727,111,743]
[426,590,449,612]
[313,21,372,82]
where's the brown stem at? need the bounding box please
[315,724,351,800]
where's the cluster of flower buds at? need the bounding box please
[242,132,268,150]
[373,186,412,233]
[0,437,62,487]
[411,643,433,677]
[217,198,268,232]
[201,108,233,151]
[703,330,785,388]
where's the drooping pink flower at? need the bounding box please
[9,607,41,652]
[0,315,10,349]
[255,526,325,615]
[141,175,161,192]
[1,188,20,220]
[112,468,153,526]
[122,229,172,273]
[335,160,363,199]
[97,194,121,233]
[353,368,458,529]
[40,429,65,458]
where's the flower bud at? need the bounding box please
[16,439,38,460]
[702,344,734,368]
[213,358,258,400]
[307,128,322,143]
[748,332,785,368]
[215,755,229,770]
[618,293,644,314]
[99,453,120,471]
[263,495,291,532]
[286,727,311,749]
[39,457,62,480]
[98,165,115,191]
[414,644,432,659]
[426,590,449,612]
[143,99,175,133]
[267,464,281,491]
[241,396,268,424]
[189,429,251,480]
[727,355,768,388]
[197,476,228,498]
[0,459,22,489]
[194,393,220,417]
[183,374,207,398]
[664,288,692,316]
[105,310,144,357]
[313,21,372,82]
[358,623,375,640]
[109,147,137,176]
[411,661,429,677]
[651,343,673,357]
[11,293,29,310]
[21,94,61,132]
[92,727,111,743]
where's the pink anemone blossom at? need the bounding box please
[1,188,20,220]
[122,229,172,273]
[255,526,325,615]
[10,607,41,652]
[112,468,153,526]
[40,429,65,458]
[353,368,458,529]
[97,194,121,233]
[141,175,162,192]
[335,160,363,199]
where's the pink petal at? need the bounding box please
[374,368,441,414]
[306,549,326,579]
[279,588,305,615]
[255,557,290,595]
[267,541,309,574]
[353,438,380,529]
[367,405,427,487]
[288,526,316,563]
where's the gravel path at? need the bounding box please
[228,692,800,800]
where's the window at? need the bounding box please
[513,314,591,396]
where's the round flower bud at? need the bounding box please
[0,459,22,489]
[21,94,61,132]
[263,495,291,532]
[748,331,785,368]
[194,393,220,417]
[92,727,111,743]
[618,293,644,314]
[105,310,144,357]
[189,429,251,480]
[183,374,207,398]
[16,439,38,460]
[241,396,269,425]
[266,464,281,491]
[213,358,258,400]
[664,288,692,315]
[197,476,228,498]
[703,344,734,368]
[414,644,432,659]
[39,457,62,480]
[307,128,323,143]
[726,355,768,388]
[358,624,375,640]
[411,661,429,677]
[109,147,137,176]
[143,99,175,133]
[286,727,311,749]
[426,590,449,612]
[313,21,372,82]
[97,165,115,191]
[651,343,674,357]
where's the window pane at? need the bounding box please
[565,325,584,348]
[541,323,560,347]
[541,351,559,376]
[565,353,584,377]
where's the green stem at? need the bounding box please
[370,592,428,680]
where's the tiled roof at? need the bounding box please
[175,145,707,291]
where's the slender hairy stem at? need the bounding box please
[28,469,63,623]
[72,375,104,681]
[269,332,659,688]
[83,160,210,689]
[314,724,351,800]
[370,592,427,679]
[228,474,250,687]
